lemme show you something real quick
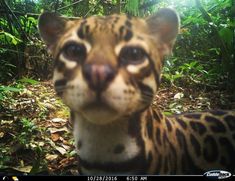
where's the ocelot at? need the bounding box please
[38,8,235,175]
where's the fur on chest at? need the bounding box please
[73,113,141,164]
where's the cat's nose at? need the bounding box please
[82,64,116,92]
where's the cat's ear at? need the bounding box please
[146,8,180,55]
[38,12,67,51]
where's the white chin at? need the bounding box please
[81,106,120,125]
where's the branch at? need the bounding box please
[0,10,40,17]
[57,0,84,11]
[84,0,102,17]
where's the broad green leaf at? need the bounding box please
[0,32,22,45]
[219,28,233,45]
[0,93,3,100]
[11,38,18,45]
[18,78,39,85]
[163,112,173,116]
[0,86,22,92]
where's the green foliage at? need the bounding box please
[0,0,40,83]
[219,28,233,46]
[0,80,54,174]
[0,85,22,102]
[19,78,39,85]
[125,0,140,16]
[0,147,11,169]
[158,0,234,90]
[0,85,21,93]
[0,32,22,45]
[15,118,38,145]
[0,0,233,86]
[0,116,48,173]
[0,78,39,113]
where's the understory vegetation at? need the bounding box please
[0,0,234,175]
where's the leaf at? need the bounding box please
[12,176,19,181]
[0,32,22,45]
[11,38,18,45]
[174,92,184,99]
[46,154,58,161]
[29,142,45,148]
[12,166,32,173]
[61,144,70,150]
[38,142,45,147]
[51,133,60,142]
[59,157,75,168]
[163,112,173,116]
[219,28,233,45]
[51,118,67,123]
[50,118,67,128]
[0,86,22,92]
[48,127,69,134]
[125,0,139,16]
[0,94,3,100]
[18,78,39,85]
[1,120,13,124]
[0,132,4,138]
[55,146,67,155]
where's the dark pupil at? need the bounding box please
[64,43,86,62]
[120,47,146,64]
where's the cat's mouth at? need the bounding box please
[80,96,120,125]
[82,99,113,110]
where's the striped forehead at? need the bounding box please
[74,15,140,43]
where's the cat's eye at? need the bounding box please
[63,42,86,62]
[119,46,147,65]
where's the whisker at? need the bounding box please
[141,91,154,98]
[54,85,72,93]
[140,93,154,103]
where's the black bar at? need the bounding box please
[0,175,235,181]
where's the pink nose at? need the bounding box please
[82,64,116,91]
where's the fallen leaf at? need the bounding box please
[51,122,66,128]
[43,103,56,110]
[48,127,69,134]
[59,157,75,168]
[61,144,71,150]
[51,118,67,128]
[1,120,13,124]
[174,92,184,99]
[30,142,45,148]
[29,143,37,148]
[38,142,45,147]
[69,150,77,156]
[12,166,32,173]
[51,133,60,142]
[0,132,4,138]
[55,146,67,155]
[46,154,58,161]
[62,139,70,145]
[51,118,67,123]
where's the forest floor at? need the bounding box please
[0,80,235,175]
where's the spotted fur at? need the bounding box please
[38,8,235,175]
